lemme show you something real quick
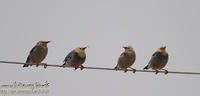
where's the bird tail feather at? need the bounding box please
[114,66,119,70]
[143,65,149,69]
[63,62,67,66]
[23,64,29,67]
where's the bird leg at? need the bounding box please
[72,65,79,70]
[121,67,128,73]
[161,69,168,74]
[80,65,84,70]
[153,69,159,74]
[33,62,47,68]
[129,67,136,73]
[33,62,40,67]
[40,63,48,68]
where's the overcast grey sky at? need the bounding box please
[1,0,200,96]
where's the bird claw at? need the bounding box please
[124,69,127,73]
[80,65,84,70]
[153,69,159,74]
[153,69,168,74]
[35,63,48,68]
[129,67,136,73]
[162,69,168,75]
[33,62,39,67]
[121,67,127,73]
[40,63,48,68]
[72,65,84,71]
[44,64,47,68]
[73,65,79,70]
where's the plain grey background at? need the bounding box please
[1,0,200,96]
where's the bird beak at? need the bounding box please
[46,41,51,43]
[123,46,127,49]
[164,46,166,49]
[82,47,87,50]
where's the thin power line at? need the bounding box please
[0,60,200,75]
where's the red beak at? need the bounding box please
[82,47,87,50]
[123,46,127,49]
[163,46,166,49]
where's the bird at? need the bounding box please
[63,46,87,70]
[143,46,169,74]
[23,40,50,68]
[114,45,136,73]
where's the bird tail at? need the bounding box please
[62,62,68,67]
[62,62,66,66]
[114,66,119,70]
[23,64,29,67]
[143,65,149,69]
[24,56,30,67]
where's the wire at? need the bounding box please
[0,60,200,75]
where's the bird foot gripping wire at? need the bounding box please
[121,67,137,73]
[121,67,128,73]
[129,67,137,73]
[161,69,168,74]
[35,63,48,68]
[73,65,79,70]
[73,65,84,71]
[80,65,84,70]
[154,69,168,74]
[154,69,159,74]
[33,62,40,67]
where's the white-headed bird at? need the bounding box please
[23,40,50,68]
[114,45,136,73]
[143,46,169,74]
[63,46,87,70]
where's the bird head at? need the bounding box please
[75,46,87,58]
[157,46,167,54]
[123,45,134,54]
[37,40,51,48]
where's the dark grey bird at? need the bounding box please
[23,40,50,68]
[114,45,136,73]
[143,46,169,74]
[63,46,87,70]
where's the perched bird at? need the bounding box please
[23,40,50,68]
[63,46,87,70]
[114,45,136,73]
[143,46,169,74]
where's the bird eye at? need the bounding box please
[127,47,130,49]
[160,48,164,50]
[79,48,82,50]
[42,42,45,43]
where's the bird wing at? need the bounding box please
[63,50,75,62]
[115,52,125,69]
[26,46,36,63]
[149,52,168,69]
[118,52,125,62]
[149,52,160,63]
[144,52,158,69]
[152,52,157,57]
[117,52,128,67]
[23,46,36,67]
